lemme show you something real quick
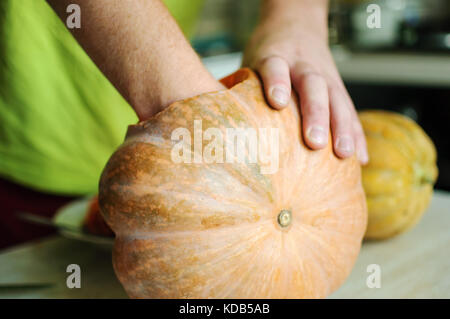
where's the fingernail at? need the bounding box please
[270,85,289,106]
[336,136,354,155]
[307,126,327,146]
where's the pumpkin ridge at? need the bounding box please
[288,230,330,298]
[117,218,271,241]
[219,156,275,197]
[209,232,277,298]
[118,221,276,298]
[226,69,304,208]
[288,231,329,297]
[225,90,264,127]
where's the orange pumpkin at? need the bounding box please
[99,69,367,298]
[83,195,114,237]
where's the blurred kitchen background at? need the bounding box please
[192,0,450,191]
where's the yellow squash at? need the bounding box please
[359,110,438,239]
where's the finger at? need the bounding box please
[257,56,291,109]
[329,86,355,158]
[351,109,369,164]
[342,89,369,164]
[291,64,329,149]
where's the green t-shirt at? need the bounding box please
[0,0,204,195]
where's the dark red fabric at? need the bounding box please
[0,177,78,250]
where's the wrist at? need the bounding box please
[259,0,329,41]
[133,62,224,121]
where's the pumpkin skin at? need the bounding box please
[359,110,438,240]
[99,68,367,299]
[83,195,114,237]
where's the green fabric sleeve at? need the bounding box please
[0,0,204,195]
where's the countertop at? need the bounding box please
[1,191,449,299]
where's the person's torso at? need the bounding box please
[0,0,204,195]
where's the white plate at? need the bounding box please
[53,196,114,248]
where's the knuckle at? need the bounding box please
[299,71,325,85]
[337,105,353,123]
[259,55,287,69]
[303,71,325,82]
[329,83,345,95]
[304,103,329,117]
[334,118,353,135]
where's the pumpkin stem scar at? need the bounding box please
[278,210,292,227]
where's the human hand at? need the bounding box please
[243,0,368,164]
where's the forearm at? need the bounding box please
[259,0,329,39]
[47,0,222,120]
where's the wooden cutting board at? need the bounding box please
[331,190,450,298]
